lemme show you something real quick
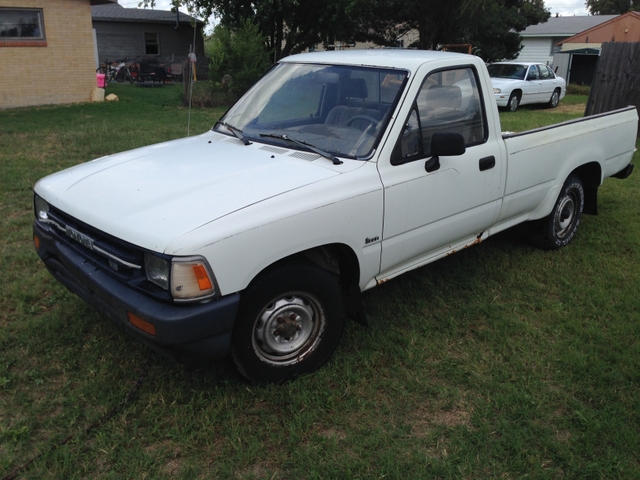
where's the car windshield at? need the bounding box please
[214,62,408,159]
[487,64,527,80]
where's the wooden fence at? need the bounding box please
[586,42,640,135]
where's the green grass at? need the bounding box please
[1,94,639,478]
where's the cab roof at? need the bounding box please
[280,49,476,72]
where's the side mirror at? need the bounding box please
[425,132,465,172]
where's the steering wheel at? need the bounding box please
[345,115,379,130]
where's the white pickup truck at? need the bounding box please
[33,50,637,383]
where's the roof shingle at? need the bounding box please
[91,3,202,25]
[521,15,618,37]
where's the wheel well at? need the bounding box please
[253,244,360,288]
[571,162,601,215]
[302,244,360,286]
[511,89,522,99]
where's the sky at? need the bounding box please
[117,0,591,28]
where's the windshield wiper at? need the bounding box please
[215,121,252,145]
[259,133,343,165]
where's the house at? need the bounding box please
[554,12,640,85]
[0,0,115,109]
[516,15,618,65]
[91,3,205,66]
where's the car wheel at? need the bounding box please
[547,88,561,108]
[231,262,345,384]
[507,92,520,112]
[530,175,584,250]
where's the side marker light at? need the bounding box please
[128,312,157,336]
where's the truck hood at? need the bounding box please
[35,131,342,252]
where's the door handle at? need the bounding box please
[479,156,495,171]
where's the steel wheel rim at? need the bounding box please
[252,292,325,366]
[555,194,576,238]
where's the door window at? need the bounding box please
[394,67,486,164]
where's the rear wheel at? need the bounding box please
[231,262,345,384]
[507,92,520,112]
[530,175,585,250]
[547,88,561,108]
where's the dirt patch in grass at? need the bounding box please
[410,401,473,439]
[552,103,586,115]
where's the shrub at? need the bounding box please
[567,84,591,96]
[207,20,271,102]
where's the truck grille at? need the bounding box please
[41,205,145,282]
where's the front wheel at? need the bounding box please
[231,262,345,384]
[507,92,520,112]
[547,88,560,108]
[530,175,585,250]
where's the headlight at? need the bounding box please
[145,253,218,301]
[34,195,49,221]
[144,252,170,290]
[493,88,501,94]
[171,256,217,301]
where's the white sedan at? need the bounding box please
[488,62,566,112]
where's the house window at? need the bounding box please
[145,32,159,55]
[0,8,46,46]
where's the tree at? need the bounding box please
[140,0,548,63]
[140,0,366,61]
[359,0,549,62]
[207,19,270,97]
[586,0,639,15]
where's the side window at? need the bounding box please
[526,66,539,80]
[538,65,551,80]
[0,8,46,46]
[144,32,159,55]
[394,67,486,164]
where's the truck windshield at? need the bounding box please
[213,62,408,159]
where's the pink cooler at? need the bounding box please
[96,73,106,88]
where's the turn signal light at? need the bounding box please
[193,264,213,291]
[128,312,156,336]
[34,234,41,250]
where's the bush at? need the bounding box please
[567,84,591,96]
[207,20,270,101]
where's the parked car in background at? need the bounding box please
[488,62,566,112]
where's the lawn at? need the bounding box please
[1,92,639,479]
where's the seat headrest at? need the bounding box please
[344,78,368,99]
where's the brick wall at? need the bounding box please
[0,0,97,108]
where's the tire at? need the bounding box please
[530,175,585,250]
[115,69,126,83]
[507,92,520,112]
[547,88,560,108]
[231,262,345,384]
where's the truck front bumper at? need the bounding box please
[33,221,240,362]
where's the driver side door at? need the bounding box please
[377,66,503,276]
